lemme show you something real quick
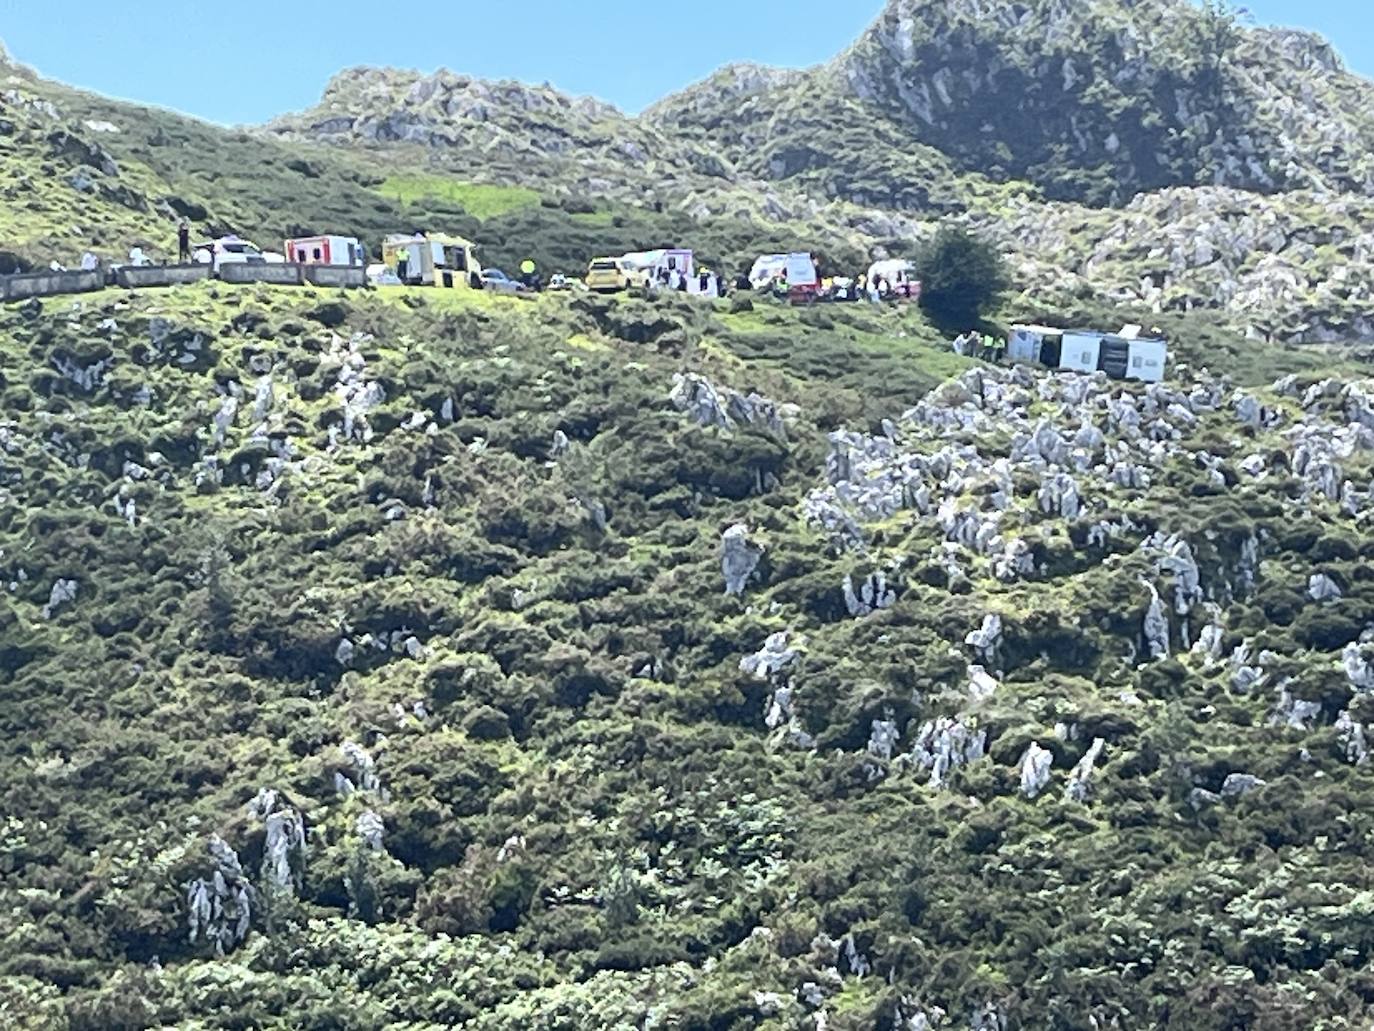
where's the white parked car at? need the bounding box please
[367,262,401,286]
[194,236,269,272]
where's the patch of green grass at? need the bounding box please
[569,211,615,228]
[379,176,541,220]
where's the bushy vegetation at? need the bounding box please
[917,226,1010,328]
[0,278,1372,1029]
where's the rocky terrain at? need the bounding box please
[3,278,1374,1028]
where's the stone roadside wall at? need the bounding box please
[113,265,213,289]
[304,265,367,289]
[218,263,306,286]
[1,269,104,301]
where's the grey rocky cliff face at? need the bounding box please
[842,0,1374,204]
[899,717,988,788]
[843,570,897,617]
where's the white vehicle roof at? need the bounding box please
[618,250,658,269]
[199,237,261,250]
[867,258,915,278]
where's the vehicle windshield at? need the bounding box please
[485,269,509,280]
[589,260,618,272]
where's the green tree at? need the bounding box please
[914,226,1011,328]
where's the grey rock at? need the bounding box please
[1335,711,1370,765]
[964,613,1003,666]
[670,372,786,437]
[357,810,385,851]
[185,835,253,956]
[1234,393,1262,428]
[1308,572,1343,602]
[1018,742,1054,799]
[1158,537,1203,616]
[252,376,274,423]
[721,523,763,595]
[1220,773,1266,798]
[1192,623,1225,661]
[900,716,987,788]
[1064,737,1107,803]
[1271,686,1323,730]
[42,577,78,619]
[843,570,896,617]
[1189,787,1222,810]
[1232,663,1266,693]
[1343,640,1374,689]
[259,803,306,896]
[764,685,794,730]
[339,740,382,795]
[1037,471,1081,519]
[967,665,998,702]
[841,934,871,978]
[740,631,800,681]
[212,396,238,447]
[970,1001,1007,1031]
[1142,583,1170,660]
[866,718,900,762]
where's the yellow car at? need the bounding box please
[585,257,633,293]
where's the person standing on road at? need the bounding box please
[177,220,191,264]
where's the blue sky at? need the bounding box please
[0,0,1368,125]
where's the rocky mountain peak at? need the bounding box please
[312,65,622,124]
[831,0,1374,203]
[1255,26,1345,75]
[272,64,635,152]
[646,62,805,119]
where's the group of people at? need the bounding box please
[753,273,920,305]
[646,265,727,298]
[952,330,1006,363]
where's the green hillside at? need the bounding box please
[0,61,856,283]
[4,4,1374,1028]
[2,278,1374,1028]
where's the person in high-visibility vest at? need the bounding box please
[519,259,538,291]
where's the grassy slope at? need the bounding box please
[377,176,541,219]
[2,67,869,292]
